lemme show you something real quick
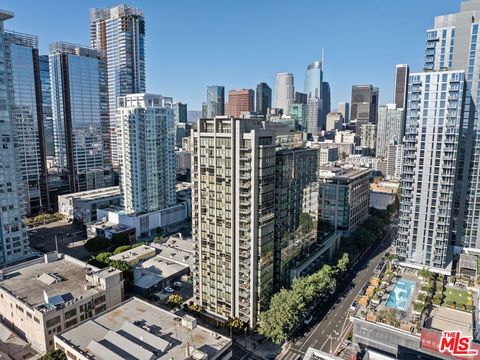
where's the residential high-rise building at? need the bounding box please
[396,71,467,272]
[394,64,409,111]
[39,55,54,160]
[360,123,376,156]
[326,112,344,132]
[375,104,405,158]
[90,5,145,167]
[256,82,271,115]
[0,10,30,265]
[173,102,187,124]
[274,72,295,114]
[192,116,276,326]
[318,167,370,231]
[275,148,318,287]
[338,102,350,123]
[4,31,48,216]
[206,85,225,117]
[294,91,307,105]
[304,61,323,133]
[201,102,208,118]
[49,42,113,193]
[226,89,254,117]
[387,143,403,180]
[116,94,176,214]
[421,0,480,251]
[350,85,379,130]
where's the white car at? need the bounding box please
[173,281,183,288]
[164,287,174,293]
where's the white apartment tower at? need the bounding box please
[90,5,146,167]
[116,94,176,214]
[396,71,467,272]
[192,116,276,326]
[0,10,30,265]
[376,104,405,158]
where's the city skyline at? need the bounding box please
[2,0,459,110]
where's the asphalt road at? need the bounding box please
[278,220,398,360]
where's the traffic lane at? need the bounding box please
[293,224,397,353]
[314,226,398,353]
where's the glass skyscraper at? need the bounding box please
[256,82,272,116]
[4,31,48,216]
[90,5,146,167]
[49,42,113,193]
[39,55,54,159]
[0,10,30,265]
[304,61,323,134]
[206,85,225,117]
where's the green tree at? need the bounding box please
[84,236,110,253]
[298,213,313,235]
[227,317,246,332]
[114,245,132,255]
[334,253,350,277]
[167,294,184,308]
[40,350,67,360]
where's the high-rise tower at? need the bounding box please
[90,5,145,167]
[274,73,295,115]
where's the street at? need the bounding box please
[277,220,398,360]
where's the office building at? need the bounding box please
[318,167,370,231]
[338,101,350,123]
[387,143,403,180]
[322,81,331,122]
[226,89,254,117]
[394,64,409,111]
[326,112,344,132]
[275,148,319,287]
[173,102,187,124]
[39,55,54,160]
[50,42,113,193]
[396,71,467,273]
[4,31,48,216]
[350,85,379,129]
[90,5,145,166]
[206,85,225,117]
[360,123,376,156]
[58,186,121,224]
[192,116,276,326]
[288,103,307,131]
[116,94,176,214]
[304,61,323,133]
[315,144,339,166]
[375,104,405,158]
[274,72,295,114]
[0,10,30,266]
[294,91,307,105]
[54,297,232,360]
[256,82,272,115]
[0,252,124,352]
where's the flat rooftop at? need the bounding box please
[428,307,473,337]
[56,297,231,359]
[109,245,156,263]
[0,255,110,310]
[318,166,370,180]
[150,237,195,267]
[59,187,120,202]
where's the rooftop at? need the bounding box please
[134,255,189,289]
[109,245,156,264]
[56,297,231,359]
[59,187,120,202]
[0,254,120,311]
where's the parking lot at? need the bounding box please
[27,221,90,260]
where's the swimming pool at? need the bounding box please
[385,279,415,311]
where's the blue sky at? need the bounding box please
[2,0,460,110]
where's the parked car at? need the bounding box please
[304,314,313,325]
[164,287,174,293]
[173,281,183,289]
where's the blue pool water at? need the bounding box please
[385,279,415,311]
